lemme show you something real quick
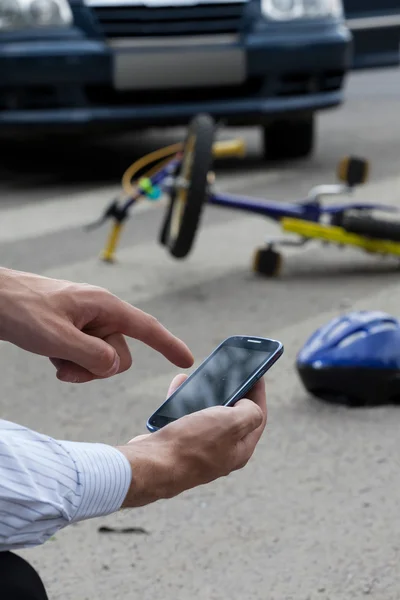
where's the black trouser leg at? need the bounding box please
[0,551,49,599]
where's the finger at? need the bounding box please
[237,379,268,456]
[56,325,120,378]
[166,374,188,398]
[52,332,132,383]
[52,359,95,384]
[245,378,267,426]
[230,397,264,439]
[98,297,194,368]
[161,379,265,439]
[235,416,267,471]
[127,433,150,443]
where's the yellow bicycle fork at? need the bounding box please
[101,222,124,263]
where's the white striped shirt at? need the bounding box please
[0,419,132,551]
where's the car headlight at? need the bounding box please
[261,0,343,20]
[0,0,73,30]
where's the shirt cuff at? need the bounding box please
[59,441,132,522]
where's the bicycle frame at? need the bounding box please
[154,156,397,223]
[92,143,399,263]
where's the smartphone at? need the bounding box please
[146,335,283,432]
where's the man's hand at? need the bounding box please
[0,268,193,383]
[118,375,267,508]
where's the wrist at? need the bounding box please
[117,443,176,509]
[0,268,20,341]
[0,267,13,283]
[0,268,45,344]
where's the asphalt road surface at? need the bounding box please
[1,67,400,600]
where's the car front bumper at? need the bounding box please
[0,22,352,132]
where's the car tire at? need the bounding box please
[262,115,315,161]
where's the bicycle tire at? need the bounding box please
[160,113,215,259]
[158,161,179,247]
[342,213,400,243]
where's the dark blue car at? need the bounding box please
[0,0,398,160]
[345,0,400,69]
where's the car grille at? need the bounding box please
[90,2,246,39]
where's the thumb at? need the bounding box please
[60,326,120,378]
[231,398,264,439]
[166,373,188,398]
[127,433,150,443]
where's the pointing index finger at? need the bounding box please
[111,298,194,368]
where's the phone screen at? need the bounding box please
[149,338,280,427]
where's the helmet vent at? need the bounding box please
[337,330,367,348]
[368,322,398,334]
[325,320,351,341]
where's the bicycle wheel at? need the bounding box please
[342,213,400,242]
[158,160,179,247]
[159,113,215,259]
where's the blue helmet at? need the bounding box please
[296,310,400,406]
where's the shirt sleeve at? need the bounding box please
[0,419,132,552]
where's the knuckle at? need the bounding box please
[236,456,250,470]
[239,406,263,433]
[69,283,110,307]
[207,406,227,420]
[221,460,235,477]
[95,344,115,368]
[230,412,248,437]
[73,282,97,293]
[91,285,112,299]
[234,414,247,435]
[144,312,160,330]
[78,282,111,298]
[251,408,263,430]
[235,448,252,470]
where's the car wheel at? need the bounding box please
[262,115,315,161]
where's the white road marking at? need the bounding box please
[0,169,294,244]
[0,185,134,244]
[1,162,400,245]
[42,213,271,300]
[42,193,399,307]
